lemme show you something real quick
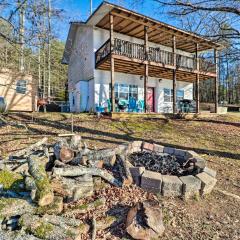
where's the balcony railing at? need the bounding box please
[95,39,110,64]
[95,38,216,73]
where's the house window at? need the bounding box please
[164,88,184,102]
[164,88,173,102]
[16,80,27,94]
[109,83,138,101]
[177,90,184,101]
[129,85,138,100]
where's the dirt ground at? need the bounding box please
[0,112,239,240]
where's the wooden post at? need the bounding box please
[214,49,219,113]
[196,43,200,114]
[71,113,74,133]
[110,13,115,112]
[172,35,177,114]
[144,26,149,113]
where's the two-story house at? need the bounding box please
[62,1,221,114]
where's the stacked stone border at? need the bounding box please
[116,141,217,199]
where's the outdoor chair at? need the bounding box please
[137,100,145,112]
[128,97,137,112]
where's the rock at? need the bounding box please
[129,167,145,186]
[179,175,201,199]
[194,157,206,170]
[196,172,217,195]
[203,167,217,178]
[141,170,162,194]
[142,142,154,152]
[162,175,183,197]
[126,200,165,240]
[153,144,164,153]
[163,147,175,154]
[131,141,143,152]
[143,201,165,236]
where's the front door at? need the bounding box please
[147,87,155,112]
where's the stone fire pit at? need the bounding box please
[118,141,217,199]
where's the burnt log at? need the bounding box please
[117,154,133,186]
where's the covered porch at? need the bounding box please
[92,3,222,114]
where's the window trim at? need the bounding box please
[163,88,185,103]
[109,83,138,101]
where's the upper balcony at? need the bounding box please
[95,38,216,82]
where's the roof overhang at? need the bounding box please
[62,1,223,64]
[62,22,86,65]
[86,1,223,53]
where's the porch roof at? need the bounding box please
[87,1,222,53]
[97,55,215,82]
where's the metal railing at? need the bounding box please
[95,38,216,74]
[176,54,196,70]
[95,39,111,65]
[114,38,145,60]
[149,47,173,65]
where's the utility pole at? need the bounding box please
[47,0,51,101]
[18,0,25,72]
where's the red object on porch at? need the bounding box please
[147,87,154,112]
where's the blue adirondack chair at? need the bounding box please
[128,97,137,112]
[137,100,145,112]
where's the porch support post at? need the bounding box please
[214,49,219,113]
[195,43,200,114]
[172,35,177,114]
[144,26,149,113]
[109,13,115,112]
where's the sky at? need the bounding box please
[54,0,178,42]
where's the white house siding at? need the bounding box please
[92,27,193,113]
[68,26,194,113]
[94,69,193,113]
[68,25,95,112]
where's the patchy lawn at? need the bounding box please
[0,112,239,239]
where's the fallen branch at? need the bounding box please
[10,137,48,159]
[63,197,106,217]
[27,155,54,206]
[215,188,240,201]
[0,114,28,130]
[53,166,121,187]
[91,216,97,240]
